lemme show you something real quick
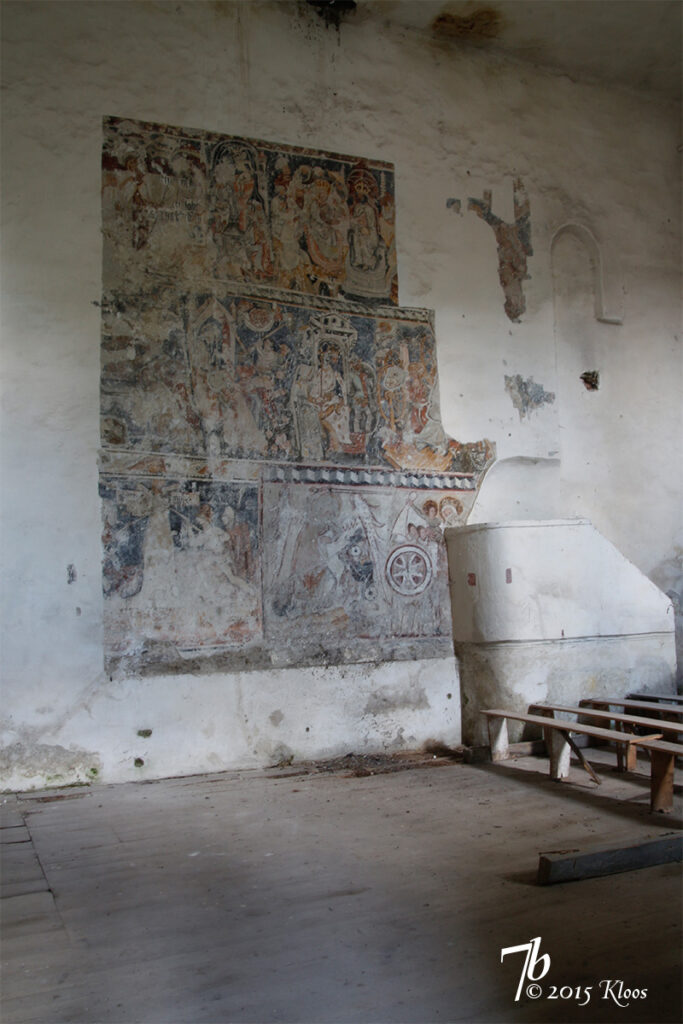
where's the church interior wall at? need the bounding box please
[1,0,680,789]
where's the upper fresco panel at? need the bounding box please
[102,116,399,306]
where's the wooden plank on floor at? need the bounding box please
[537,833,683,885]
[1,842,46,880]
[0,825,31,844]
[1,890,62,939]
[1,878,50,899]
[0,840,49,898]
[0,807,24,829]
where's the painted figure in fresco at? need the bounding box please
[271,518,342,618]
[111,480,174,613]
[297,166,349,295]
[237,329,292,457]
[186,298,266,458]
[347,167,383,271]
[377,350,408,437]
[344,165,390,299]
[267,486,387,637]
[171,500,254,597]
[270,158,310,291]
[209,142,274,282]
[347,355,377,439]
[291,338,353,459]
[310,342,351,453]
[439,496,464,528]
[100,484,149,600]
[101,299,204,455]
[151,143,207,276]
[339,527,375,597]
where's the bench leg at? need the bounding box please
[487,717,509,762]
[549,730,571,780]
[626,743,638,772]
[615,732,636,772]
[530,705,555,754]
[650,750,675,813]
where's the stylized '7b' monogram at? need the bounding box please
[501,937,551,1001]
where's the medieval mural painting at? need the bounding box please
[100,117,494,673]
[102,116,398,305]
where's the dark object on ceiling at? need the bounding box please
[307,0,357,30]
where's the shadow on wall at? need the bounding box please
[650,548,683,691]
[467,456,560,524]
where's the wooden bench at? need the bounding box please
[529,702,683,771]
[579,697,683,721]
[627,692,683,705]
[481,709,682,813]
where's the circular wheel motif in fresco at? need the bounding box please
[385,545,433,596]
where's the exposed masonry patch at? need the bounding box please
[504,374,555,420]
[580,371,600,391]
[468,178,532,322]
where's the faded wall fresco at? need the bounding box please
[468,178,532,322]
[102,116,398,305]
[100,117,494,673]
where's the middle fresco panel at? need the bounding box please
[102,286,492,477]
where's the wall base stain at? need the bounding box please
[0,741,102,791]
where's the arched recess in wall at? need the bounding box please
[551,223,623,326]
[550,221,623,521]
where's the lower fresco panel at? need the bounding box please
[101,476,262,672]
[100,473,471,674]
[262,482,464,668]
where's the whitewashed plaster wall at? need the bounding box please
[1,0,681,788]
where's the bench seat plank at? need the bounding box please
[627,692,683,704]
[529,703,683,736]
[579,698,683,720]
[481,709,651,745]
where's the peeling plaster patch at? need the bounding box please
[67,564,77,584]
[364,684,429,715]
[0,742,102,788]
[468,179,532,322]
[446,198,461,213]
[505,374,555,420]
